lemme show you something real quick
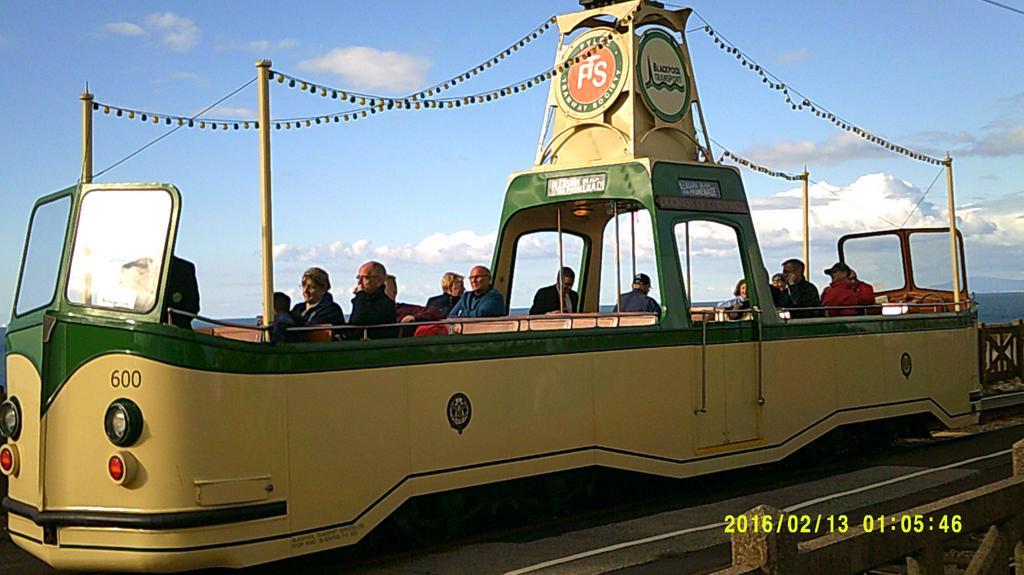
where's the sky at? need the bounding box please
[1,1,1022,324]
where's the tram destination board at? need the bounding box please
[678,178,721,198]
[546,173,607,197]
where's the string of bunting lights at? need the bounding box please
[263,32,616,129]
[410,16,557,100]
[90,100,261,131]
[720,149,803,181]
[701,23,945,167]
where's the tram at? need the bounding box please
[1,1,978,571]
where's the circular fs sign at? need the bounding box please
[557,30,626,118]
[636,29,691,123]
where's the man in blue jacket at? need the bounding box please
[448,265,505,318]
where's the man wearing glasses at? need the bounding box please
[349,260,398,339]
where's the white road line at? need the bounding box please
[502,448,1012,575]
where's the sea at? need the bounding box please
[1,292,1023,393]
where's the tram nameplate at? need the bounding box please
[677,179,721,198]
[546,174,607,197]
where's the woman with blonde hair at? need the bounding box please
[425,271,465,317]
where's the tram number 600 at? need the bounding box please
[110,370,143,388]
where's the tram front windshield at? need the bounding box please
[66,189,173,314]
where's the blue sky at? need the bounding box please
[1,1,1022,324]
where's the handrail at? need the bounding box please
[167,308,269,331]
[774,299,976,321]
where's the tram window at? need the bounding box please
[600,209,657,310]
[842,234,904,291]
[15,196,72,316]
[508,232,585,313]
[66,190,173,314]
[673,221,746,321]
[909,232,965,291]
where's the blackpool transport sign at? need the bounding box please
[636,29,691,123]
[557,30,626,118]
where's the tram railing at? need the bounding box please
[710,438,1024,575]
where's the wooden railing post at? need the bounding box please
[906,545,943,575]
[732,505,798,574]
[1011,317,1019,380]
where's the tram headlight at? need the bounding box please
[0,398,21,441]
[104,399,143,447]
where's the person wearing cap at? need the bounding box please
[529,267,579,315]
[821,262,874,316]
[777,258,821,318]
[615,273,662,315]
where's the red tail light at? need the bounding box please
[108,455,125,482]
[0,444,18,476]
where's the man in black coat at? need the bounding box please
[776,258,821,319]
[349,260,398,339]
[529,267,579,315]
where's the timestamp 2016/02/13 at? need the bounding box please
[723,514,963,535]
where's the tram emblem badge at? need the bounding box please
[636,29,691,123]
[900,352,913,379]
[447,393,472,434]
[557,30,625,118]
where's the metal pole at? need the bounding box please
[614,202,622,312]
[945,155,961,312]
[802,169,810,277]
[557,207,565,312]
[630,209,637,278]
[685,221,692,300]
[257,60,275,335]
[80,89,94,184]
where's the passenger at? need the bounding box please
[292,267,346,329]
[615,273,662,315]
[717,278,750,319]
[849,268,878,313]
[448,265,505,318]
[820,262,861,317]
[270,292,299,343]
[425,272,465,317]
[771,273,785,291]
[385,275,444,325]
[349,261,398,339]
[162,255,200,329]
[529,267,579,315]
[777,258,821,319]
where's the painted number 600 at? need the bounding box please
[110,370,142,388]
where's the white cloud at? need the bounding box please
[775,47,809,64]
[298,46,431,92]
[98,22,147,37]
[743,132,891,168]
[143,12,200,52]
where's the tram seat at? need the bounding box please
[596,313,658,328]
[458,319,522,335]
[299,325,334,342]
[197,326,263,342]
[571,316,598,329]
[528,317,573,331]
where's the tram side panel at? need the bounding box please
[5,354,46,545]
[38,354,292,569]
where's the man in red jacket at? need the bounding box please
[821,262,875,316]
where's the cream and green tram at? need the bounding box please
[0,158,977,572]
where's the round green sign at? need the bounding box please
[636,29,691,123]
[557,30,626,118]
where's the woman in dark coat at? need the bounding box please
[291,267,346,327]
